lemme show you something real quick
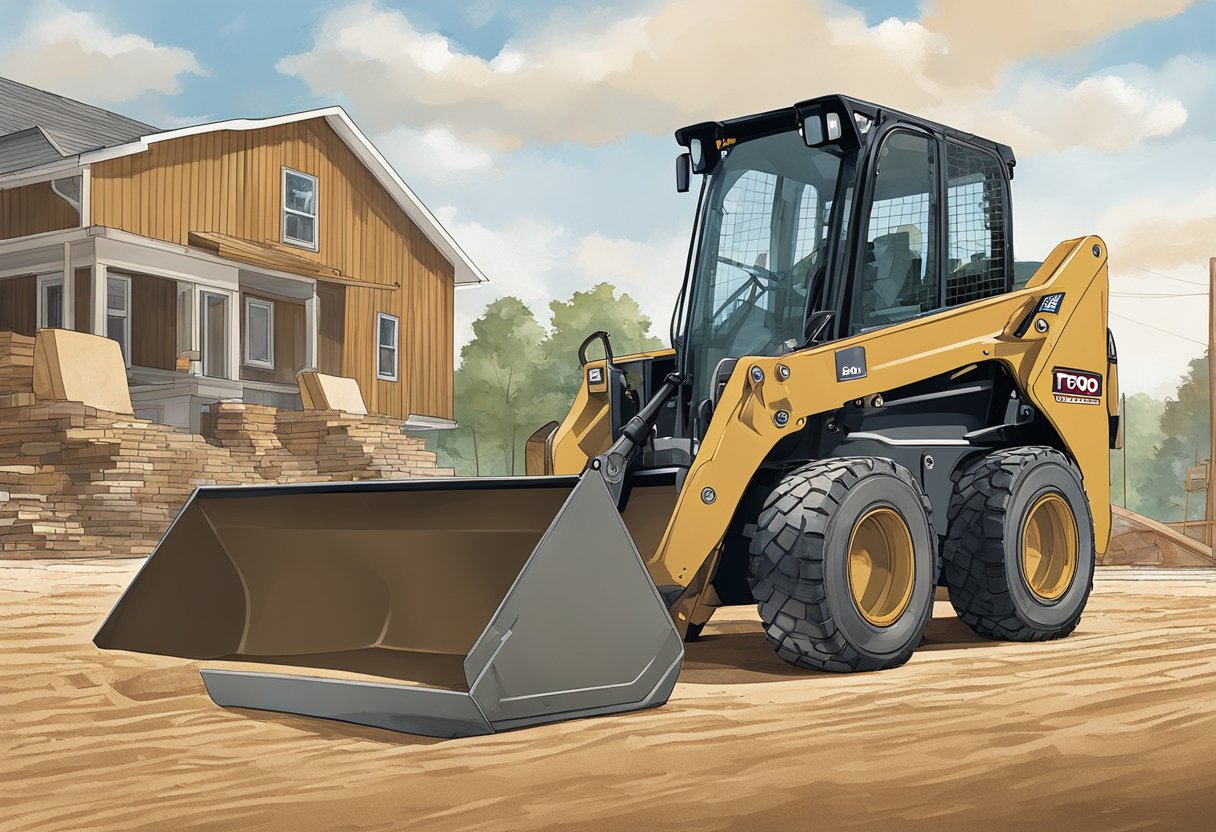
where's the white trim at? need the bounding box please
[61,241,74,330]
[304,287,318,372]
[376,311,399,382]
[243,296,275,370]
[0,159,83,189]
[0,226,89,254]
[105,272,132,368]
[281,167,319,251]
[199,289,235,380]
[80,166,91,226]
[66,107,486,285]
[91,263,107,334]
[35,273,64,330]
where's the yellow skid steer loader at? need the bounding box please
[97,95,1118,738]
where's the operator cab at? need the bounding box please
[668,94,1017,443]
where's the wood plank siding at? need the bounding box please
[73,268,90,334]
[129,274,177,370]
[0,182,78,240]
[0,276,36,335]
[88,119,455,420]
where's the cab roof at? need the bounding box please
[675,93,1016,174]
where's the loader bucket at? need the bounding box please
[95,471,684,738]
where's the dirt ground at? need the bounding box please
[3,561,1216,832]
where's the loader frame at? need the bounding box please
[545,95,1114,630]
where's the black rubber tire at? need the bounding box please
[942,446,1095,642]
[683,622,705,642]
[745,457,937,672]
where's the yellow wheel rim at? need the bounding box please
[847,507,916,628]
[1021,493,1078,602]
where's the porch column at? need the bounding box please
[305,285,319,372]
[91,262,107,335]
[227,289,240,381]
[62,242,74,330]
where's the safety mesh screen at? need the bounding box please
[793,185,821,263]
[867,194,930,259]
[946,143,1008,306]
[713,170,776,317]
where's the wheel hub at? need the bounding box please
[1021,492,1078,601]
[847,507,915,628]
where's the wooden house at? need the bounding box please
[0,76,485,430]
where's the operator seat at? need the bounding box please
[862,231,918,324]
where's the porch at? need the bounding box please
[0,226,344,430]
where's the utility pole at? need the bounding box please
[1207,257,1216,545]
[1122,392,1127,508]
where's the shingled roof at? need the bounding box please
[0,75,155,174]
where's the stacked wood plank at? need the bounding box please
[275,410,453,481]
[0,331,34,396]
[0,332,452,559]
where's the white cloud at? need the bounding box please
[438,205,686,349]
[279,0,1194,154]
[0,6,204,104]
[376,125,494,172]
[964,74,1189,156]
[283,0,1206,397]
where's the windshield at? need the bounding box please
[682,130,849,405]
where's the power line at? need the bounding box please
[1133,265,1207,287]
[1112,291,1207,298]
[1110,311,1206,347]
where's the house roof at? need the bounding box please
[0,76,155,164]
[0,77,487,287]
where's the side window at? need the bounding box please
[851,131,937,331]
[713,170,777,319]
[945,142,1007,305]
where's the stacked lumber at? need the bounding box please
[0,400,258,558]
[203,403,318,481]
[0,332,35,395]
[0,331,453,559]
[275,410,454,481]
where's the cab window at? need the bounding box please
[851,130,938,332]
[945,141,1008,305]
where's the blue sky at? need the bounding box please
[1,0,1214,396]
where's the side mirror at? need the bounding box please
[802,113,843,147]
[803,310,835,345]
[675,152,691,193]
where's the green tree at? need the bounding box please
[436,297,547,476]
[435,283,665,476]
[539,283,664,408]
[1110,392,1165,515]
[1138,354,1209,521]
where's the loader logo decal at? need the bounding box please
[1038,292,1065,314]
[835,346,867,381]
[1052,367,1102,405]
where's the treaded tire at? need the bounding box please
[745,457,937,672]
[942,446,1095,642]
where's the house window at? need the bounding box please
[36,275,64,329]
[106,274,131,365]
[377,312,398,381]
[244,297,275,369]
[282,168,318,250]
[200,291,229,379]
